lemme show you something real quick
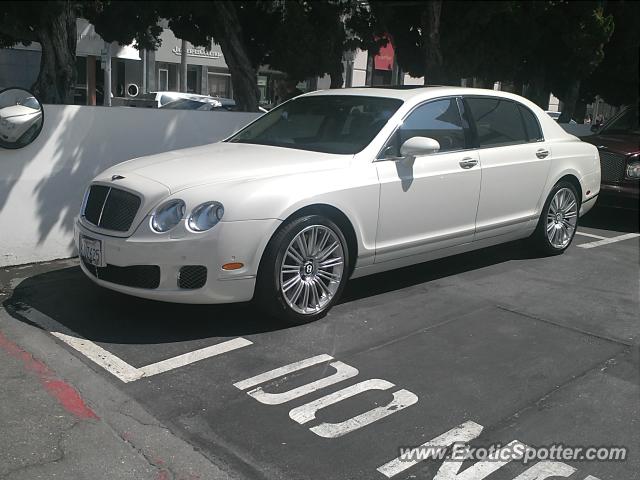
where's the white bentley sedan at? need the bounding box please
[76,87,601,323]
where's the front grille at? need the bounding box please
[83,185,141,232]
[178,266,207,289]
[599,151,626,183]
[83,259,160,289]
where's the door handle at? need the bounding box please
[536,148,550,159]
[459,157,478,169]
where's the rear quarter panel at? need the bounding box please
[541,137,600,213]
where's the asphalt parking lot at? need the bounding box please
[1,205,638,480]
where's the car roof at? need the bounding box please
[302,86,534,103]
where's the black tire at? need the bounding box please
[255,214,350,325]
[530,180,581,255]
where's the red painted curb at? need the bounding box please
[0,330,98,420]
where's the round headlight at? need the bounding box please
[626,160,640,179]
[151,199,185,232]
[188,201,224,232]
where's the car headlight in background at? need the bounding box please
[188,201,224,232]
[151,199,186,232]
[626,159,640,179]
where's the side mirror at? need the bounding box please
[400,136,440,157]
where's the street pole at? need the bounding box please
[103,41,112,106]
[180,39,188,92]
[142,49,147,94]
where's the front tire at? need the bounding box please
[531,181,580,255]
[255,215,349,324]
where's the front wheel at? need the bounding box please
[531,181,580,255]
[255,215,349,324]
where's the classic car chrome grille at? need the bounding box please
[83,185,141,232]
[599,151,626,183]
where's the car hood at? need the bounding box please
[0,104,39,119]
[100,142,350,193]
[581,133,640,156]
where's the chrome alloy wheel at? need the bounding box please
[279,225,345,315]
[546,187,578,249]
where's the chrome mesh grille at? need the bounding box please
[83,185,141,232]
[599,151,626,183]
[178,266,208,289]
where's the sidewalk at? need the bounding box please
[0,330,159,479]
[0,263,239,480]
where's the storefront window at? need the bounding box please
[208,73,231,98]
[257,75,268,104]
[159,69,169,91]
[72,56,87,105]
[187,66,199,93]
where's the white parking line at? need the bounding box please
[138,338,252,378]
[575,231,607,240]
[19,306,252,382]
[377,421,484,478]
[577,232,640,249]
[52,330,142,382]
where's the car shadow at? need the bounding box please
[579,204,639,234]
[3,238,545,345]
[341,239,543,302]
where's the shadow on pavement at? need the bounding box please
[341,239,543,302]
[580,204,639,233]
[3,238,545,345]
[4,267,284,344]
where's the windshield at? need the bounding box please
[18,97,40,110]
[161,99,216,110]
[601,108,639,135]
[227,95,403,154]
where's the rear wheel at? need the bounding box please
[255,215,349,324]
[531,181,580,254]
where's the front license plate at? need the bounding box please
[80,235,105,267]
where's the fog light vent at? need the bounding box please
[178,266,207,289]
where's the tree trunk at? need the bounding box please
[574,99,587,124]
[558,80,580,123]
[329,61,344,88]
[32,3,77,104]
[421,1,448,85]
[212,2,259,111]
[523,74,550,109]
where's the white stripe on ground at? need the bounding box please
[138,338,253,378]
[233,354,333,390]
[376,421,484,478]
[51,331,142,382]
[21,307,142,382]
[21,306,252,383]
[575,231,607,239]
[578,232,639,249]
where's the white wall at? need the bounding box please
[0,105,260,266]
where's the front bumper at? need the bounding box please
[598,181,639,209]
[74,216,281,304]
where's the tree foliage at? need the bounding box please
[580,0,639,107]
[84,1,163,49]
[0,0,630,113]
[0,1,79,103]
